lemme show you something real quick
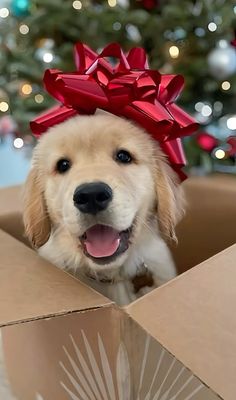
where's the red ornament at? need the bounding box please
[196,132,219,152]
[230,30,236,48]
[30,42,198,180]
[227,137,236,156]
[139,0,159,10]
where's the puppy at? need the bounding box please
[23,112,183,305]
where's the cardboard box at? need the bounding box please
[0,175,235,400]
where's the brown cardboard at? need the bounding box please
[0,185,23,214]
[0,230,111,327]
[127,244,236,400]
[0,212,28,246]
[172,174,236,273]
[2,308,218,400]
[0,185,27,245]
[0,175,235,400]
[2,308,122,400]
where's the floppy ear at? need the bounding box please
[155,158,185,242]
[23,167,51,248]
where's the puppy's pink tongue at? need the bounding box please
[84,225,120,258]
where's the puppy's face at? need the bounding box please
[24,113,182,272]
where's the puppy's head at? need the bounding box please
[23,113,183,272]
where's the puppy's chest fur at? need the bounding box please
[39,226,176,306]
[77,262,156,306]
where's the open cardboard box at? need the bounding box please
[0,175,236,400]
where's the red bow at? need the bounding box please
[30,42,198,180]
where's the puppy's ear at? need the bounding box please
[155,158,185,242]
[23,167,51,248]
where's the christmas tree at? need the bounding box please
[0,0,236,174]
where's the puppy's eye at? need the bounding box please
[116,150,132,164]
[56,159,71,174]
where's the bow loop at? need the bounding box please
[74,42,98,73]
[31,42,198,180]
[99,43,130,72]
[159,75,184,104]
[126,47,149,69]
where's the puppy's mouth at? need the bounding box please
[80,224,132,264]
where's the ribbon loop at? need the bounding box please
[127,47,149,70]
[30,42,198,180]
[74,42,98,72]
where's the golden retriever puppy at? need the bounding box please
[23,112,183,305]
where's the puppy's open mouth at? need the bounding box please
[80,224,132,264]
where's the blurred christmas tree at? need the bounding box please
[0,0,236,174]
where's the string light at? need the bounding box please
[214,101,223,113]
[214,15,222,25]
[35,94,44,104]
[221,81,231,91]
[201,105,212,117]
[214,149,225,159]
[164,30,174,40]
[174,27,186,40]
[126,24,141,42]
[208,22,217,32]
[227,117,236,130]
[72,0,82,9]
[218,39,228,49]
[0,102,9,112]
[194,27,205,37]
[195,102,204,112]
[13,138,24,149]
[108,0,117,7]
[43,52,53,63]
[21,83,32,95]
[169,45,179,59]
[0,8,9,18]
[113,21,121,31]
[19,24,29,34]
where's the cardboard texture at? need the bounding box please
[1,308,218,400]
[0,185,27,246]
[0,185,22,215]
[0,175,235,400]
[127,244,236,400]
[0,230,111,327]
[171,174,236,273]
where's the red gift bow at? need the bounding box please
[30,42,198,180]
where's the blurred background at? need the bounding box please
[0,0,236,187]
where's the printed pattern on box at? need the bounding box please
[1,308,219,400]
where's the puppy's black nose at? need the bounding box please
[73,182,113,214]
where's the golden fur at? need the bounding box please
[23,112,184,305]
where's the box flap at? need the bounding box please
[0,230,112,327]
[2,308,218,400]
[172,174,236,273]
[126,244,236,400]
[2,307,122,400]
